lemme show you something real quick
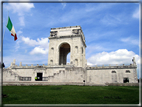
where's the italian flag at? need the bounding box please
[6,17,17,41]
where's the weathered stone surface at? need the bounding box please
[48,26,86,68]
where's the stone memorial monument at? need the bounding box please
[2,26,138,85]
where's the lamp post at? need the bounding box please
[1,62,8,98]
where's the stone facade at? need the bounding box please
[2,26,138,85]
[48,26,86,68]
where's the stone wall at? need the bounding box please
[3,69,20,81]
[3,58,138,85]
[86,64,138,84]
[3,65,86,83]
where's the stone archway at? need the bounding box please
[59,43,70,65]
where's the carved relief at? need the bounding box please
[50,31,58,37]
[72,29,81,34]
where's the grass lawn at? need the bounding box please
[2,85,139,104]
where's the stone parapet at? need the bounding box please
[51,25,81,30]
[9,63,137,70]
[87,64,137,70]
[9,63,75,69]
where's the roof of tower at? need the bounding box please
[51,25,81,30]
[49,25,86,47]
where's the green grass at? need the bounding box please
[2,85,139,104]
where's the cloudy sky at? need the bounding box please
[2,1,140,78]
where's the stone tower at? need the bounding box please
[48,26,87,67]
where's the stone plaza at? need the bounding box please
[3,26,138,85]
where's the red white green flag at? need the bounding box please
[6,16,17,41]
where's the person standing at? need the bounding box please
[35,76,37,81]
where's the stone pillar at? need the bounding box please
[20,62,22,66]
[13,59,16,64]
[10,62,13,66]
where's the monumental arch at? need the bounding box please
[48,26,87,68]
[2,26,138,85]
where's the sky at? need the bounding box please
[1,1,141,78]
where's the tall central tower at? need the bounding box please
[48,26,87,68]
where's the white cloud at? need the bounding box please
[37,38,49,48]
[5,3,34,15]
[87,62,93,66]
[21,36,49,55]
[5,2,34,26]
[30,46,48,55]
[121,37,139,46]
[22,37,49,47]
[87,49,140,65]
[133,7,139,19]
[17,30,23,35]
[86,45,112,58]
[22,36,38,46]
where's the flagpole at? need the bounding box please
[1,3,3,106]
[3,25,6,40]
[3,11,9,40]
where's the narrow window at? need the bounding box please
[82,47,83,54]
[51,47,54,54]
[50,60,53,65]
[75,46,78,53]
[75,59,78,66]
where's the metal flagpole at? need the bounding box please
[0,4,2,106]
[3,24,6,40]
[3,11,9,40]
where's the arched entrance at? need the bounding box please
[59,43,70,65]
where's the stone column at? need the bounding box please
[20,62,22,66]
[13,59,16,64]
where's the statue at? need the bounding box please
[132,57,136,65]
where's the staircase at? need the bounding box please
[47,70,65,82]
[3,69,21,81]
[47,67,86,82]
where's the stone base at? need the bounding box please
[3,81,84,86]
[105,83,139,86]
